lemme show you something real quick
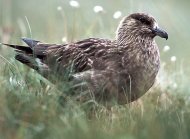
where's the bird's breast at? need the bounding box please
[125,44,160,97]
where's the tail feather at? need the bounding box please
[2,43,32,54]
[1,39,50,78]
[22,37,40,48]
[15,53,50,76]
[1,38,40,54]
[15,53,39,70]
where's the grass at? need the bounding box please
[0,65,190,139]
[0,0,190,139]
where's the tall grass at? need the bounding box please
[0,63,189,139]
[0,0,190,139]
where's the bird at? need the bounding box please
[2,13,168,106]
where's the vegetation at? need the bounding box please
[0,0,190,139]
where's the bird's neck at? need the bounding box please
[115,27,160,62]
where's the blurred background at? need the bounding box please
[0,0,189,57]
[0,1,190,139]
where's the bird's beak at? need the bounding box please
[152,26,168,40]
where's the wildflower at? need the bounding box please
[113,11,122,19]
[163,45,170,52]
[62,37,67,43]
[69,0,80,8]
[93,6,103,13]
[173,82,178,89]
[170,56,176,62]
[57,6,62,11]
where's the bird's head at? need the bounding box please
[116,13,168,43]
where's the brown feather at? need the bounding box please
[2,13,168,106]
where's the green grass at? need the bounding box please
[0,65,190,139]
[0,0,190,139]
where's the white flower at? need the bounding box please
[62,37,67,43]
[173,82,178,89]
[57,6,62,11]
[170,56,176,62]
[69,0,80,8]
[163,45,170,52]
[93,6,103,13]
[113,11,122,19]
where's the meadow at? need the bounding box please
[0,0,190,139]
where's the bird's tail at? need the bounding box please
[15,53,38,70]
[1,43,33,54]
[1,38,49,74]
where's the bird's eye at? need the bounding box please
[131,14,152,26]
[138,18,151,25]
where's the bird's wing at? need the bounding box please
[2,38,120,77]
[44,38,119,72]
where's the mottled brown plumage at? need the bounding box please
[2,13,168,105]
